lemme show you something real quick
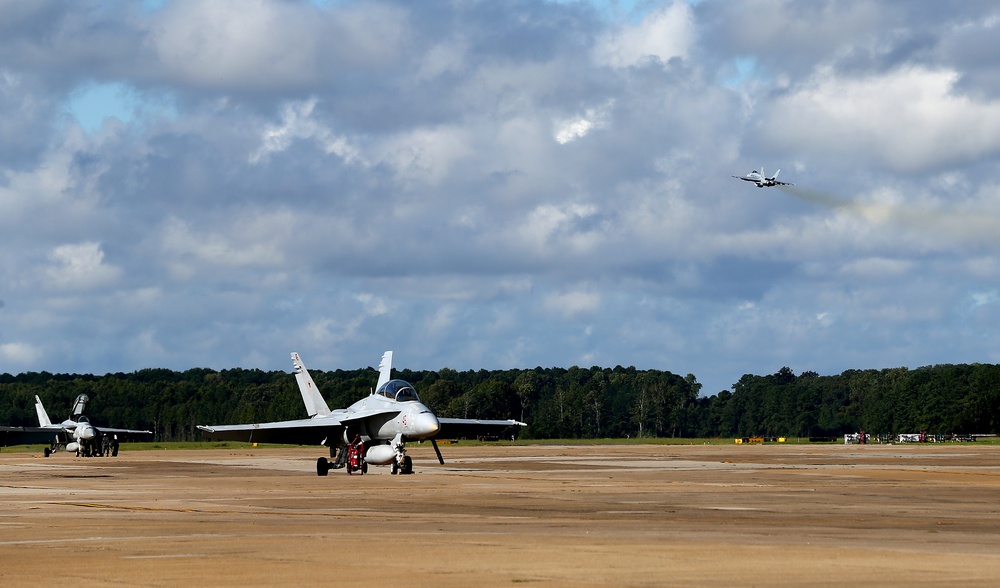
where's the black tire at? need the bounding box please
[390,460,398,475]
[43,447,51,458]
[317,457,330,477]
[402,455,413,474]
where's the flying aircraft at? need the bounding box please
[732,166,793,188]
[198,351,527,476]
[0,394,152,457]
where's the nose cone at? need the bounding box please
[411,410,440,438]
[78,425,96,440]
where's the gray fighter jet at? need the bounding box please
[733,166,793,188]
[0,394,151,457]
[198,351,526,475]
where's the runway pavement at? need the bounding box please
[2,443,999,586]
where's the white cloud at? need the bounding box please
[554,100,614,144]
[304,292,393,348]
[0,342,42,365]
[45,242,121,291]
[763,66,1000,171]
[249,98,360,164]
[160,215,290,278]
[4,1,1000,396]
[516,203,606,256]
[149,1,408,89]
[968,290,1000,309]
[413,39,469,82]
[838,257,915,280]
[593,2,695,68]
[544,289,601,318]
[376,125,473,186]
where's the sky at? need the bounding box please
[3,0,1000,396]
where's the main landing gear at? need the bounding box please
[314,436,415,476]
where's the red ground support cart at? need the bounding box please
[346,436,367,475]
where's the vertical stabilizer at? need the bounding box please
[291,352,331,417]
[35,395,52,427]
[375,350,393,391]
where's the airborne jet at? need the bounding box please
[198,351,526,476]
[0,394,152,457]
[732,166,793,188]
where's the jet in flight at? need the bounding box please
[733,167,793,188]
[0,394,152,457]
[198,351,527,476]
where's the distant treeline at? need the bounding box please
[2,363,999,441]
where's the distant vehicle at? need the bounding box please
[733,166,793,188]
[199,351,527,476]
[0,394,151,457]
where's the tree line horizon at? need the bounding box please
[2,362,998,441]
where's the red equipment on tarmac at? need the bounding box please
[346,435,367,475]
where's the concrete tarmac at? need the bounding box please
[2,443,1000,587]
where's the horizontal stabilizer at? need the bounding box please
[0,425,62,447]
[436,418,527,440]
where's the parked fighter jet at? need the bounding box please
[0,394,152,457]
[198,351,527,476]
[733,166,793,188]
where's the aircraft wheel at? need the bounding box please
[361,461,368,474]
[43,448,51,458]
[402,455,413,474]
[390,460,399,475]
[317,457,330,477]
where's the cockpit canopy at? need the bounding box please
[376,379,420,402]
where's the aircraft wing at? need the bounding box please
[199,407,403,446]
[97,427,153,442]
[774,180,794,186]
[0,426,63,447]
[732,175,755,182]
[436,418,526,441]
[198,417,347,445]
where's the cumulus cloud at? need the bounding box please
[44,242,121,291]
[160,215,290,277]
[554,100,614,144]
[0,342,42,365]
[516,203,607,257]
[249,98,360,164]
[593,2,695,68]
[762,66,1000,171]
[3,1,1000,395]
[544,289,602,318]
[148,0,409,89]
